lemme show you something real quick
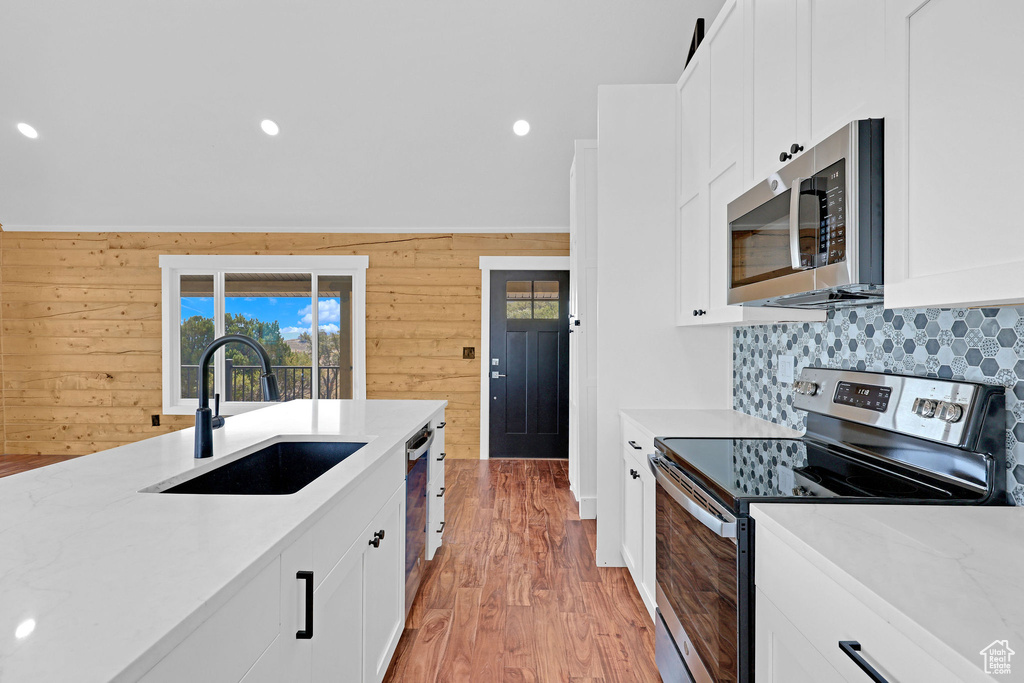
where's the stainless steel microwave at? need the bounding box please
[726,119,883,308]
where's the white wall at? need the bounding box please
[594,84,732,566]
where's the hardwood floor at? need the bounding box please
[0,453,80,478]
[384,459,659,683]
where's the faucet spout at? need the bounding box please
[195,334,281,459]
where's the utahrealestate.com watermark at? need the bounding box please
[981,640,1015,675]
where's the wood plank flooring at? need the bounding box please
[384,459,659,683]
[0,453,79,478]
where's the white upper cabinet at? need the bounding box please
[676,0,823,327]
[805,0,885,144]
[884,0,1024,309]
[748,0,801,183]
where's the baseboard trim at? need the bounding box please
[577,495,597,520]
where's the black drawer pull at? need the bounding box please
[296,571,314,639]
[369,529,385,548]
[628,440,642,450]
[436,487,446,498]
[839,641,889,683]
[630,468,640,480]
[437,521,445,533]
[437,421,446,429]
[437,452,447,462]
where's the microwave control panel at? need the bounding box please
[800,159,846,267]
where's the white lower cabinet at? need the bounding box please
[138,434,431,683]
[619,415,656,620]
[755,588,846,683]
[755,523,969,682]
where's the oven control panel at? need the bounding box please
[792,367,993,448]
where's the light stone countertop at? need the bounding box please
[0,398,445,683]
[752,503,1024,681]
[619,408,805,440]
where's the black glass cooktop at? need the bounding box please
[654,436,988,512]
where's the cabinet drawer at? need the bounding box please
[312,444,404,587]
[621,418,654,457]
[428,478,446,541]
[140,557,280,683]
[756,527,964,682]
[429,412,446,485]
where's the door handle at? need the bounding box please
[788,176,813,270]
[296,570,314,639]
[838,641,890,683]
[491,371,506,379]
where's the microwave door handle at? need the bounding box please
[789,177,812,270]
[650,455,737,539]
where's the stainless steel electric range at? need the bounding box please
[650,368,1008,683]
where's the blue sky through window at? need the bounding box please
[181,296,341,340]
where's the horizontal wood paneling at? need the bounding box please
[0,231,568,458]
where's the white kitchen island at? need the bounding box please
[0,399,446,683]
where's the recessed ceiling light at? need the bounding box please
[17,123,38,139]
[15,619,36,639]
[260,119,279,136]
[513,120,530,136]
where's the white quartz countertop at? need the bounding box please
[0,399,445,683]
[619,408,804,440]
[752,503,1024,681]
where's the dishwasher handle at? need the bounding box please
[406,429,435,461]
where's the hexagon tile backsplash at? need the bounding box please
[733,305,1024,504]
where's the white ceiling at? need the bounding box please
[0,1,723,231]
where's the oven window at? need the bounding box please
[656,483,739,682]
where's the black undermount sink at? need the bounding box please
[161,441,366,495]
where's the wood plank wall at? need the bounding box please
[0,232,569,459]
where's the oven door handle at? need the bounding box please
[650,455,737,539]
[789,177,813,271]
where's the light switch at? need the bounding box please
[778,355,795,384]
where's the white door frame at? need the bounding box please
[478,256,571,459]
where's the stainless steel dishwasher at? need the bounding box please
[404,424,433,616]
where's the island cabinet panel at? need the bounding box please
[756,524,968,682]
[0,231,567,459]
[139,556,282,683]
[138,455,410,683]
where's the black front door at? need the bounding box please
[489,270,570,459]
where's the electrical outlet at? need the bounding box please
[151,415,161,427]
[778,355,795,384]
[463,347,475,359]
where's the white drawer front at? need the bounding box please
[757,527,966,683]
[621,417,654,458]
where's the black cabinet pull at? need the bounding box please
[437,421,446,429]
[436,487,446,498]
[437,521,446,533]
[630,469,640,480]
[628,440,642,450]
[693,309,698,316]
[437,452,447,462]
[790,142,804,154]
[369,529,384,548]
[374,529,385,540]
[296,571,314,639]
[839,641,889,683]
[780,151,792,162]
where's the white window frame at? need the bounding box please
[160,254,368,415]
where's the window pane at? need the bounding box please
[224,273,312,401]
[533,280,559,300]
[317,276,354,399]
[506,281,532,300]
[179,275,215,399]
[533,300,559,319]
[506,301,532,319]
